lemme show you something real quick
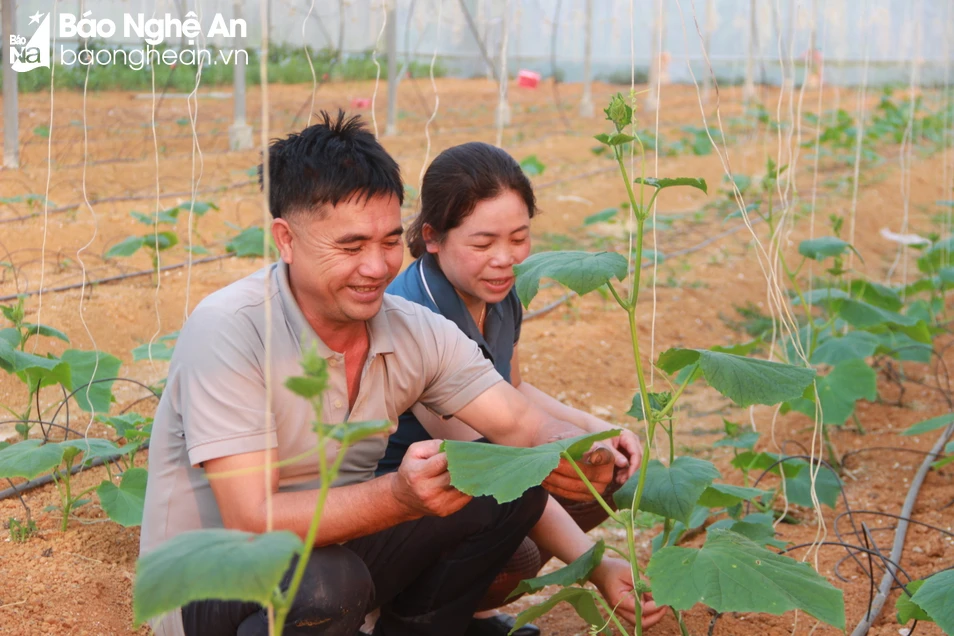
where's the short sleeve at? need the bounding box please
[172,306,276,467]
[415,307,503,416]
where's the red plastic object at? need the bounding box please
[517,70,541,89]
[351,97,372,109]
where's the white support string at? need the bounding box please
[418,0,445,190]
[183,4,208,325]
[846,0,872,273]
[371,1,389,138]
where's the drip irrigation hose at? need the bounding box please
[849,421,954,636]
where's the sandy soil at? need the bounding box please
[0,78,952,635]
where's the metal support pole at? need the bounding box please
[579,0,594,117]
[385,1,398,136]
[743,0,757,101]
[3,0,20,168]
[229,0,253,149]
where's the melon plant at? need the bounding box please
[441,94,844,635]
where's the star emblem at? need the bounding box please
[29,11,44,25]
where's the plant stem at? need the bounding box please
[561,451,621,524]
[674,608,690,636]
[625,519,643,636]
[594,594,631,635]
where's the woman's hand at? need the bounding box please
[591,557,667,629]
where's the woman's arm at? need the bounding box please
[512,345,644,483]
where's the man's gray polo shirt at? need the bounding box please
[140,262,502,635]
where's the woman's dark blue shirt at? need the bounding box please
[375,252,523,475]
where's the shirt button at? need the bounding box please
[328,358,338,367]
[334,399,342,409]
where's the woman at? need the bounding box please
[378,142,664,636]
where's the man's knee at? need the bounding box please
[286,546,373,633]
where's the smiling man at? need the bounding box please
[140,111,617,636]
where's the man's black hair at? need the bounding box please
[258,110,404,220]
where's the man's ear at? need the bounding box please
[272,218,294,264]
[421,223,441,255]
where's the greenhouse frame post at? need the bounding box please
[646,0,664,111]
[579,0,594,117]
[743,0,757,101]
[229,0,253,150]
[385,1,398,136]
[701,0,714,104]
[494,0,511,132]
[3,0,19,169]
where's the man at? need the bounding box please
[140,111,622,636]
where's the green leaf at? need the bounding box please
[837,299,920,328]
[513,251,628,308]
[697,483,771,508]
[511,588,604,632]
[328,420,391,446]
[634,176,708,194]
[917,237,954,274]
[0,337,72,390]
[810,331,880,366]
[508,540,604,599]
[784,460,842,509]
[713,519,787,549]
[96,413,152,438]
[906,570,954,632]
[443,430,620,504]
[731,451,804,478]
[0,440,66,479]
[849,280,902,311]
[185,245,209,255]
[794,287,851,304]
[142,231,179,252]
[60,438,132,465]
[798,236,853,261]
[519,155,546,176]
[614,457,720,524]
[285,376,327,399]
[61,349,122,413]
[790,359,876,426]
[132,340,175,362]
[647,529,845,629]
[874,331,933,362]
[104,236,145,259]
[0,327,19,348]
[225,227,266,258]
[98,467,147,527]
[626,391,671,421]
[902,412,954,436]
[187,201,219,217]
[713,431,760,450]
[606,132,635,145]
[896,580,930,624]
[21,323,70,344]
[582,208,618,225]
[133,529,303,627]
[656,348,816,408]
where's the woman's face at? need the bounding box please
[426,189,532,306]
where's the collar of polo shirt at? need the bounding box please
[276,261,395,359]
[419,252,503,362]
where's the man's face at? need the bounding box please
[274,194,404,327]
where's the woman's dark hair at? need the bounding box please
[406,142,536,258]
[259,110,403,220]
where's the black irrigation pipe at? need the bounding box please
[0,378,160,503]
[0,179,256,225]
[849,421,954,636]
[0,254,231,302]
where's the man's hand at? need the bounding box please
[391,439,472,519]
[542,443,615,502]
[591,557,667,628]
[606,428,644,485]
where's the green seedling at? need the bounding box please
[439,94,844,635]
